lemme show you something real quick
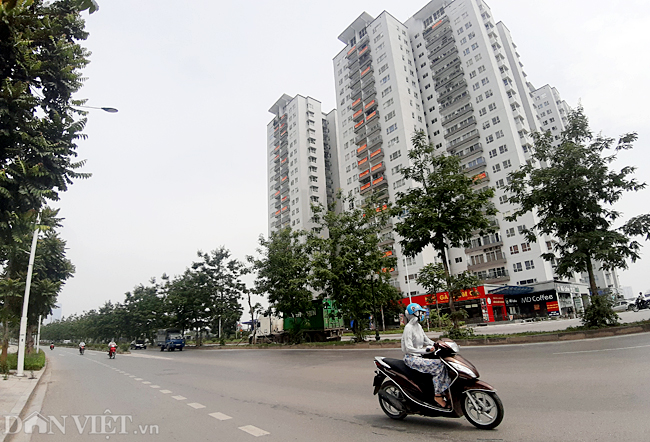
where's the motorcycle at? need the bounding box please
[372,338,504,430]
[79,345,85,355]
[108,346,116,359]
[50,343,54,351]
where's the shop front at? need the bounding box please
[399,286,508,324]
[504,292,559,319]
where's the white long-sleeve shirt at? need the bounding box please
[401,316,434,356]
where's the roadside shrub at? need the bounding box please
[6,350,46,370]
[582,294,619,328]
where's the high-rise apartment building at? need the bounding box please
[267,94,338,236]
[333,0,578,297]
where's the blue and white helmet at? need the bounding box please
[406,302,426,317]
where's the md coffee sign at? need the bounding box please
[520,293,556,304]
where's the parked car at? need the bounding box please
[612,300,636,312]
[130,339,147,350]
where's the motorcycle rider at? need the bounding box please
[108,339,117,355]
[402,303,451,409]
[636,293,645,310]
[79,341,85,354]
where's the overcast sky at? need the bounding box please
[53,0,650,317]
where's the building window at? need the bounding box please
[513,262,522,273]
[521,243,531,252]
[510,245,519,254]
[524,260,535,270]
[506,228,515,238]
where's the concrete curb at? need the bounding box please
[199,322,650,350]
[1,359,49,442]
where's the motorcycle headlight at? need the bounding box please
[448,361,477,378]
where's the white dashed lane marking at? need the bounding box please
[239,425,270,437]
[209,412,232,421]
[172,395,186,401]
[134,378,143,381]
[142,381,152,385]
[150,385,160,389]
[187,403,206,409]
[159,390,172,394]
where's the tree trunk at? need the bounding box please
[439,248,456,313]
[26,324,35,354]
[586,256,599,299]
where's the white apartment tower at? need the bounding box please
[334,0,581,297]
[267,94,338,235]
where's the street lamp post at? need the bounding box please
[16,212,41,377]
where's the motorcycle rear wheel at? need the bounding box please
[462,390,504,430]
[378,381,408,420]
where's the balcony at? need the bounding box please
[446,129,480,152]
[362,82,376,97]
[435,68,464,91]
[471,170,489,184]
[439,90,471,112]
[370,161,385,174]
[430,46,458,67]
[463,156,487,173]
[364,99,377,112]
[465,238,503,254]
[360,182,372,194]
[454,142,483,159]
[345,45,357,60]
[366,122,381,137]
[372,175,388,189]
[468,257,507,273]
[351,86,362,102]
[441,103,473,126]
[359,168,371,180]
[354,118,366,133]
[368,134,382,149]
[356,143,368,157]
[358,156,369,170]
[426,34,455,56]
[355,133,367,145]
[378,233,395,247]
[481,269,510,284]
[366,110,378,123]
[433,56,462,78]
[362,74,375,89]
[444,116,476,139]
[350,76,361,90]
[360,65,373,78]
[358,45,370,58]
[347,57,359,71]
[351,97,363,110]
[353,108,364,122]
[369,147,384,162]
[437,79,468,102]
[423,17,451,42]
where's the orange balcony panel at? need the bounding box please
[473,171,487,182]
[275,210,281,216]
[281,195,288,202]
[361,66,371,77]
[367,111,377,121]
[280,131,287,137]
[365,100,376,110]
[358,46,368,56]
[281,158,287,164]
[353,109,363,119]
[375,204,388,212]
[431,19,443,31]
[354,119,365,129]
[356,144,368,154]
[360,182,371,192]
[281,176,288,182]
[359,169,370,179]
[352,98,362,108]
[358,157,368,167]
[371,162,383,172]
[383,250,393,257]
[373,176,385,185]
[280,123,286,129]
[274,145,280,152]
[370,148,382,158]
[347,45,357,56]
[281,206,289,212]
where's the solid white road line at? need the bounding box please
[239,425,270,437]
[172,395,186,401]
[209,412,232,421]
[187,403,206,409]
[159,390,172,394]
[553,343,650,355]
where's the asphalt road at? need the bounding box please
[28,332,650,442]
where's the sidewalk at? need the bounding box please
[0,347,45,442]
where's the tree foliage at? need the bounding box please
[308,194,399,342]
[506,107,650,298]
[392,130,495,312]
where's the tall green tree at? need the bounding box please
[248,228,313,342]
[392,130,496,313]
[308,194,398,342]
[506,107,650,299]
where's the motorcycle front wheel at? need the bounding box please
[462,390,504,430]
[378,381,407,420]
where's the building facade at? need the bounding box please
[267,94,338,236]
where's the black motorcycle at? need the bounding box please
[79,346,85,355]
[373,338,504,430]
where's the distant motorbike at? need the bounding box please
[373,338,504,430]
[636,299,650,310]
[50,343,54,351]
[108,346,116,359]
[79,345,85,355]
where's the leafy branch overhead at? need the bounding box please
[506,107,650,297]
